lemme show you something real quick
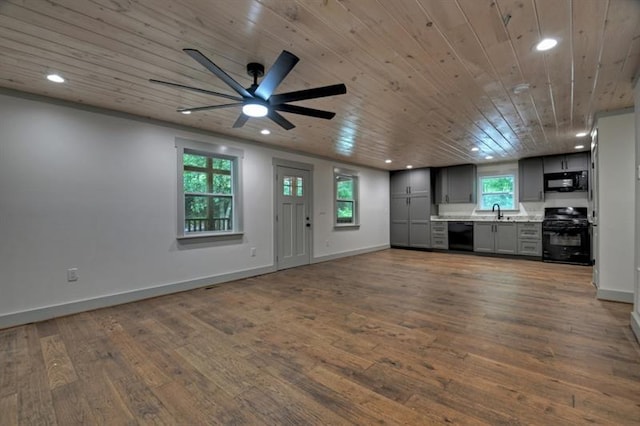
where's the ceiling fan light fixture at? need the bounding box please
[260,129,271,135]
[385,159,392,164]
[242,103,268,118]
[535,38,558,51]
[406,165,413,169]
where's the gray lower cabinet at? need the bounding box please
[390,168,432,248]
[516,222,542,256]
[430,222,448,249]
[473,222,517,254]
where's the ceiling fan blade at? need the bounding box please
[268,83,347,105]
[183,49,252,98]
[232,113,249,128]
[267,110,295,130]
[177,102,243,113]
[273,104,336,120]
[254,50,299,100]
[149,79,243,101]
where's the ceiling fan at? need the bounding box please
[150,49,347,130]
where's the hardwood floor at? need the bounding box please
[1,249,639,425]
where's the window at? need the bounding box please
[176,138,243,238]
[334,168,359,226]
[479,174,516,210]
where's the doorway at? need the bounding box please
[274,160,313,270]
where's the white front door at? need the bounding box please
[276,166,311,269]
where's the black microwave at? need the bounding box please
[544,171,588,192]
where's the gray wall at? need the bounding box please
[0,93,390,328]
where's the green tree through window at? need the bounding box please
[335,172,358,225]
[480,175,515,210]
[183,152,233,233]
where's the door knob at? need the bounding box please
[306,223,311,227]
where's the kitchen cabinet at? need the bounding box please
[543,152,589,173]
[518,157,544,202]
[473,222,517,254]
[516,222,542,257]
[436,164,477,204]
[430,222,448,249]
[390,168,433,248]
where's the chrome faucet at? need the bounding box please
[492,203,503,220]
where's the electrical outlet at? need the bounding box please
[250,247,256,257]
[67,268,78,282]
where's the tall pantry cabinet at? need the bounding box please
[390,168,434,248]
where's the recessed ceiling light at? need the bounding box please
[406,165,413,169]
[575,131,588,137]
[384,159,392,164]
[242,103,268,118]
[485,155,494,160]
[180,110,191,115]
[471,147,480,152]
[575,145,585,150]
[260,129,271,135]
[46,73,65,83]
[535,38,558,51]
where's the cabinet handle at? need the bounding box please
[469,193,472,202]
[446,195,449,203]
[539,191,542,200]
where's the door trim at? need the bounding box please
[272,158,314,269]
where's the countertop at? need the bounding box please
[431,216,543,223]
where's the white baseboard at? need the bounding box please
[312,244,389,264]
[596,288,634,303]
[0,265,276,330]
[631,311,640,344]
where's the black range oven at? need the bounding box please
[542,207,591,265]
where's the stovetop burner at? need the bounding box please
[543,207,588,221]
[543,207,589,230]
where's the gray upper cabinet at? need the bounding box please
[518,157,544,202]
[543,152,589,173]
[390,169,432,248]
[436,164,476,204]
[473,222,517,254]
[390,170,411,196]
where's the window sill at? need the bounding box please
[334,224,360,230]
[177,232,244,241]
[475,209,520,213]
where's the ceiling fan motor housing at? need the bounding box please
[247,62,265,79]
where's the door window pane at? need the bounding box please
[296,177,304,197]
[283,176,293,196]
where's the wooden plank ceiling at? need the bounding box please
[0,0,638,169]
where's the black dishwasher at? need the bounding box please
[448,221,474,251]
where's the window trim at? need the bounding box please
[476,172,519,212]
[176,138,244,239]
[334,167,360,228]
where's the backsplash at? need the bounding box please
[437,191,589,218]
